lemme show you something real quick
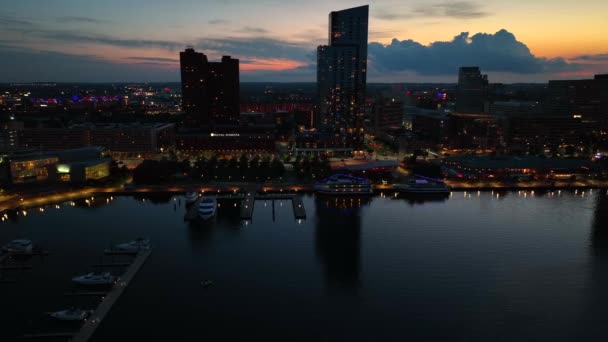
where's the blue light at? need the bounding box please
[72,95,79,101]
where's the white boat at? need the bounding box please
[395,178,451,195]
[112,238,151,252]
[72,272,116,286]
[313,174,373,195]
[198,197,217,220]
[185,192,199,204]
[48,308,92,321]
[1,239,33,255]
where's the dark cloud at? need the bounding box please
[41,31,183,50]
[57,16,105,24]
[236,26,268,34]
[572,54,608,62]
[193,37,311,61]
[0,46,177,82]
[375,1,488,20]
[209,19,228,25]
[0,15,34,26]
[369,29,582,75]
[126,56,179,62]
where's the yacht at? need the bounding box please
[48,308,92,321]
[185,192,199,204]
[313,174,373,195]
[111,238,151,252]
[72,272,116,286]
[395,178,451,195]
[198,196,217,220]
[1,239,33,255]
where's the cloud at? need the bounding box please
[235,26,268,34]
[126,56,179,63]
[572,54,608,62]
[375,1,488,20]
[0,15,34,26]
[57,16,106,24]
[209,19,228,25]
[368,29,583,75]
[41,31,183,50]
[0,46,178,82]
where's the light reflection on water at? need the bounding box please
[0,190,607,341]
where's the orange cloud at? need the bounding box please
[241,58,307,71]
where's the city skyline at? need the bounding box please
[1,0,607,83]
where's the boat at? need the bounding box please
[185,192,199,204]
[201,280,213,288]
[110,238,151,252]
[313,174,373,195]
[72,272,116,286]
[198,196,217,220]
[48,308,92,321]
[1,239,33,255]
[395,178,451,195]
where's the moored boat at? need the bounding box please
[313,174,373,195]
[395,178,451,195]
[110,238,151,252]
[72,272,116,286]
[198,196,217,220]
[48,308,92,321]
[185,192,199,204]
[1,239,33,255]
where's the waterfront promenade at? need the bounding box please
[2,179,608,213]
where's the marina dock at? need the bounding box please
[183,191,307,221]
[292,195,306,219]
[70,249,152,342]
[240,192,255,220]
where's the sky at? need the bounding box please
[1,0,607,83]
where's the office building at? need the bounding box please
[456,67,488,113]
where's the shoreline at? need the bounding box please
[2,181,608,213]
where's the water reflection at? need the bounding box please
[314,195,370,292]
[579,192,608,339]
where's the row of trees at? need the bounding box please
[132,154,287,184]
[293,155,332,180]
[185,154,285,182]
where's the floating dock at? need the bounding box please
[292,195,306,219]
[181,191,307,221]
[23,332,76,339]
[69,249,152,342]
[240,192,255,220]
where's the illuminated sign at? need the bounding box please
[210,133,240,137]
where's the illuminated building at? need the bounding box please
[317,5,369,148]
[180,47,240,128]
[4,147,110,184]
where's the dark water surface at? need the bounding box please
[2,190,608,341]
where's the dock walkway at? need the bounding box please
[70,249,152,342]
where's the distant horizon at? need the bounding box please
[1,1,607,83]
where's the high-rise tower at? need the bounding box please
[180,47,240,129]
[317,5,369,148]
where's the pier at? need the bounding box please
[183,191,307,221]
[70,249,151,342]
[240,192,255,220]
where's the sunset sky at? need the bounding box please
[1,0,607,82]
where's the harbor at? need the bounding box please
[16,241,152,341]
